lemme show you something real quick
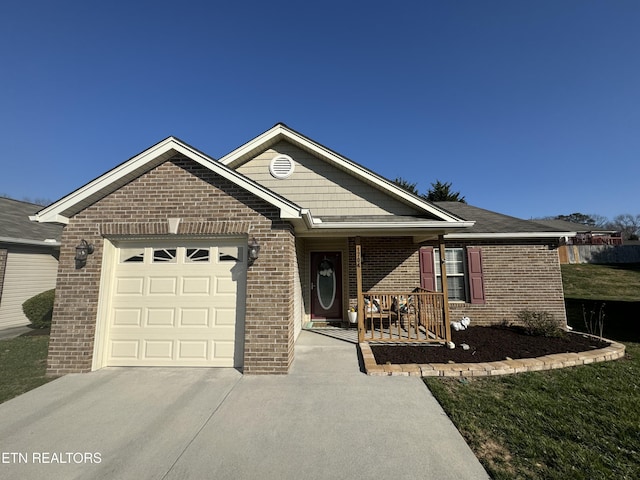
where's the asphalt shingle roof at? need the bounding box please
[0,197,63,243]
[434,201,571,234]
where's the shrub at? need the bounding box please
[22,289,55,329]
[517,309,563,337]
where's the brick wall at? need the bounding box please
[347,237,567,326]
[48,157,295,376]
[447,242,567,325]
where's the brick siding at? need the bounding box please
[347,237,567,326]
[47,157,295,376]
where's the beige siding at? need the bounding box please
[0,250,58,328]
[236,141,420,217]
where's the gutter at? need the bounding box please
[443,231,577,240]
[0,237,61,247]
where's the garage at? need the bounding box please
[96,239,246,369]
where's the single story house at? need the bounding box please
[0,197,62,329]
[535,219,623,246]
[32,124,572,376]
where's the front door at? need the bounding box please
[310,252,342,320]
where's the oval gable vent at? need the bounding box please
[269,154,295,179]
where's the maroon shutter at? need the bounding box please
[467,247,486,304]
[419,247,436,291]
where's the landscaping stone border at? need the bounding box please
[359,336,626,377]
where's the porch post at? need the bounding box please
[356,236,364,343]
[438,234,452,343]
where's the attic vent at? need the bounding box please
[269,154,295,179]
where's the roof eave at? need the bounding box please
[0,237,61,247]
[443,231,576,240]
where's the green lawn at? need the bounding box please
[561,263,640,301]
[426,263,640,479]
[0,335,53,404]
[425,344,640,480]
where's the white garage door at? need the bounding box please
[102,240,245,368]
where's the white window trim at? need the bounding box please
[434,247,468,302]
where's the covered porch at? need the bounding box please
[299,234,453,346]
[354,236,452,344]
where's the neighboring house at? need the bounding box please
[0,198,62,329]
[31,124,573,376]
[536,219,640,264]
[535,219,623,246]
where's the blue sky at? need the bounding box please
[1,1,638,220]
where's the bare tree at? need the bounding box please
[611,214,640,240]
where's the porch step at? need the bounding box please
[306,321,347,329]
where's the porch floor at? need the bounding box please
[304,325,358,344]
[304,323,444,344]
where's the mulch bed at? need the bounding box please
[371,325,610,365]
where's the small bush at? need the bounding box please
[517,309,563,337]
[22,289,55,329]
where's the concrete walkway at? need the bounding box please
[0,325,31,340]
[0,330,489,480]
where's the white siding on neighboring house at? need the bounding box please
[0,250,58,329]
[236,142,421,217]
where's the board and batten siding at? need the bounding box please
[0,249,59,328]
[236,141,421,217]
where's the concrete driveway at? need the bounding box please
[0,331,489,480]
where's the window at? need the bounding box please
[434,248,466,301]
[153,248,177,263]
[120,248,145,263]
[186,248,210,263]
[218,246,242,262]
[419,246,485,304]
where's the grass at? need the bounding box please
[561,263,640,301]
[425,262,640,479]
[425,345,640,479]
[0,334,53,404]
[562,263,640,343]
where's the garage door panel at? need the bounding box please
[148,277,177,295]
[116,277,145,295]
[146,308,175,326]
[215,277,236,295]
[104,242,244,368]
[214,341,235,360]
[113,309,142,326]
[178,340,208,360]
[110,340,139,360]
[181,277,210,295]
[215,308,236,326]
[144,340,173,359]
[179,308,209,326]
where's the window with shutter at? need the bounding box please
[420,246,486,303]
[419,247,436,291]
[467,247,486,304]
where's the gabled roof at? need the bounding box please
[0,197,62,246]
[435,202,576,239]
[31,127,475,237]
[219,123,469,225]
[31,136,304,225]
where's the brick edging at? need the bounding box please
[359,335,626,377]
